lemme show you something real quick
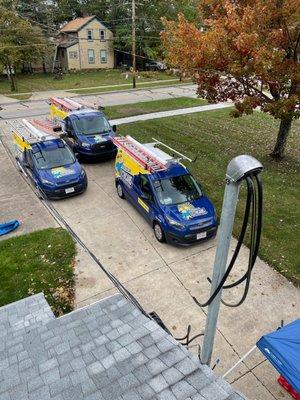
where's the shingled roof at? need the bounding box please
[60,16,110,33]
[0,293,246,400]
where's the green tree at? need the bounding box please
[0,8,49,90]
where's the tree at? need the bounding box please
[0,7,49,90]
[162,0,300,159]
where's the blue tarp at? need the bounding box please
[0,220,20,236]
[257,318,300,393]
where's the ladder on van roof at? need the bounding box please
[50,97,102,112]
[113,135,167,173]
[12,119,55,144]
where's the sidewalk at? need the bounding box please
[110,102,232,125]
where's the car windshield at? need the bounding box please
[72,115,111,135]
[153,174,202,205]
[31,144,75,170]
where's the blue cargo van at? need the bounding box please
[14,121,87,199]
[114,136,217,245]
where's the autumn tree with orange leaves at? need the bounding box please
[161,0,299,159]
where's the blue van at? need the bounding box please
[16,137,87,199]
[49,98,117,160]
[62,110,117,160]
[114,136,217,245]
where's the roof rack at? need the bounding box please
[11,119,56,144]
[113,135,167,173]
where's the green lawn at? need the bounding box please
[0,228,76,315]
[117,109,300,285]
[0,69,177,94]
[105,97,207,119]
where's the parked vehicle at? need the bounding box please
[145,61,166,71]
[43,97,117,160]
[113,136,217,245]
[13,119,87,199]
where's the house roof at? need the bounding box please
[60,15,110,33]
[0,293,247,400]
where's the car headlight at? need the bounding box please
[41,178,54,186]
[165,215,185,229]
[81,142,91,148]
[80,169,86,178]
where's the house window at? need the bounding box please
[69,51,78,59]
[100,30,106,41]
[88,49,95,64]
[87,29,93,41]
[100,50,107,63]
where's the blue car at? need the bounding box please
[18,138,88,199]
[62,110,117,160]
[114,137,217,245]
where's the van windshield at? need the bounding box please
[153,174,202,205]
[72,115,111,135]
[31,144,75,170]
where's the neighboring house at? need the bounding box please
[56,15,114,71]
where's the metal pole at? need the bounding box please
[201,180,240,365]
[132,0,136,89]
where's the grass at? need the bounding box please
[0,228,76,315]
[0,69,177,95]
[105,97,208,119]
[5,93,32,100]
[117,109,300,284]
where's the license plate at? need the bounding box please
[65,187,75,194]
[197,232,207,240]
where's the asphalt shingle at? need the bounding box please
[0,293,246,400]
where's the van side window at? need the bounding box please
[140,174,151,195]
[65,118,73,134]
[25,150,34,169]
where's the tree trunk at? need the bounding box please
[8,64,17,92]
[271,116,293,160]
[42,57,47,74]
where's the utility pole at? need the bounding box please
[132,0,136,88]
[201,155,263,366]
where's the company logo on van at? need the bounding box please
[178,202,208,220]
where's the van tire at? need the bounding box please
[116,182,125,199]
[153,222,165,243]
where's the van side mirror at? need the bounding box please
[112,125,117,132]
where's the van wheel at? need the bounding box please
[117,182,125,199]
[153,222,165,243]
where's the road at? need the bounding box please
[0,84,197,119]
[0,92,298,400]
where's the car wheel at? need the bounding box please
[117,182,125,199]
[153,222,165,243]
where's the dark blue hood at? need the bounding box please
[38,161,82,185]
[163,196,216,225]
[77,132,114,145]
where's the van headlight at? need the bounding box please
[165,215,185,229]
[41,178,54,186]
[81,142,91,148]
